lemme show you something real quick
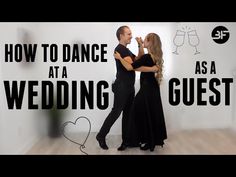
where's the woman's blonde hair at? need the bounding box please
[146,33,164,84]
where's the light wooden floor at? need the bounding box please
[27,129,236,155]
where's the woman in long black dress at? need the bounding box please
[114,33,167,152]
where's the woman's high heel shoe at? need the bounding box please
[150,146,155,152]
[140,144,156,151]
[140,143,150,150]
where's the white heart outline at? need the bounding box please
[61,116,91,155]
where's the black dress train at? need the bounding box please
[127,54,167,148]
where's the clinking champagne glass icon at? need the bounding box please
[173,30,185,55]
[188,30,200,55]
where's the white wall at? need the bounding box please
[0,23,43,154]
[166,23,236,130]
[0,49,4,152]
[0,23,236,154]
[34,23,119,133]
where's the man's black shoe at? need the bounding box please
[117,143,128,151]
[96,134,108,150]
